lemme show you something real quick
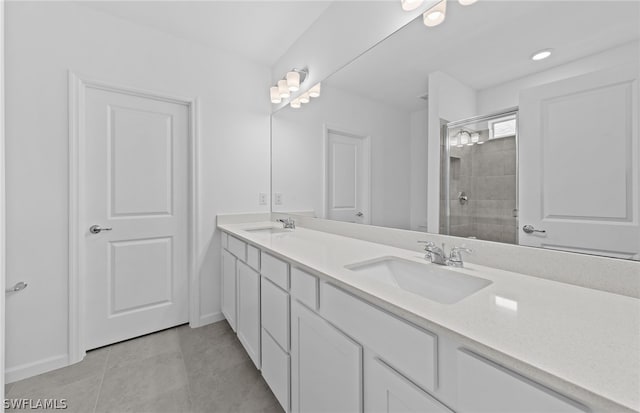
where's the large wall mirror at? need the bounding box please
[272,0,640,260]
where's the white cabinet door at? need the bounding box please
[237,261,261,369]
[519,63,639,259]
[457,350,587,413]
[291,301,362,413]
[366,356,452,413]
[221,249,237,331]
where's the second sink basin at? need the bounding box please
[345,257,491,304]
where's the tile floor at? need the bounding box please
[4,321,282,412]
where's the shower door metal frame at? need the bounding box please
[441,107,520,242]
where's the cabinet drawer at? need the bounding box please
[291,267,319,310]
[261,252,289,290]
[227,235,247,261]
[321,283,437,392]
[262,329,290,412]
[456,349,587,413]
[221,232,228,249]
[247,244,260,271]
[261,277,289,351]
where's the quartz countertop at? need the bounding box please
[218,221,640,412]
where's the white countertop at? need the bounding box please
[219,221,640,412]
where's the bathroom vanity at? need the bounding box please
[217,218,639,413]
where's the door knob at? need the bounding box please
[355,212,364,217]
[522,224,546,234]
[6,281,27,294]
[89,225,112,234]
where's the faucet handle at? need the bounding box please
[450,246,473,259]
[417,240,436,250]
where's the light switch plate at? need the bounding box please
[259,193,267,205]
[274,193,283,205]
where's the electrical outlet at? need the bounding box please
[274,193,283,205]
[259,193,267,205]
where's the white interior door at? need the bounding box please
[326,129,370,224]
[82,86,189,350]
[519,64,639,259]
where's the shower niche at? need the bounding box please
[440,110,518,244]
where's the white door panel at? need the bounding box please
[326,129,370,224]
[519,64,639,259]
[83,87,189,350]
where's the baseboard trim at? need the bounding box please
[199,311,224,327]
[5,354,69,384]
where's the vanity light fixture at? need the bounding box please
[458,0,478,5]
[269,68,309,104]
[277,79,290,99]
[299,92,310,104]
[290,98,301,109]
[423,0,447,27]
[286,71,300,92]
[270,86,282,104]
[286,69,308,92]
[471,132,480,144]
[401,0,424,11]
[531,48,553,61]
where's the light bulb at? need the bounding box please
[278,79,290,99]
[299,92,310,104]
[270,86,281,104]
[286,71,300,92]
[423,0,446,27]
[460,131,470,145]
[290,99,301,109]
[309,83,321,98]
[401,0,424,11]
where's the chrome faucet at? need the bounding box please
[447,246,473,267]
[418,241,473,267]
[418,241,447,265]
[277,217,296,229]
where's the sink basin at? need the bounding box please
[245,227,291,234]
[345,257,491,304]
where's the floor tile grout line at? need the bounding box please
[91,347,111,413]
[176,327,195,411]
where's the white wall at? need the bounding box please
[1,0,5,399]
[426,71,477,232]
[477,41,640,114]
[272,85,412,229]
[409,108,429,231]
[4,2,270,381]
[271,1,438,109]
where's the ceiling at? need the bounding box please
[82,1,334,66]
[327,1,640,111]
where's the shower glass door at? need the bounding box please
[441,109,519,244]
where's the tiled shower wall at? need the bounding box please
[440,135,518,244]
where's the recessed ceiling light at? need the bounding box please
[531,49,553,61]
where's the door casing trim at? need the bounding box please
[68,72,201,363]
